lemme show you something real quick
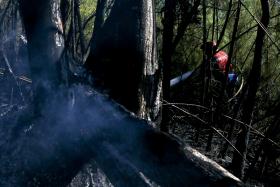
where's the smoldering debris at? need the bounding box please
[0,84,241,186]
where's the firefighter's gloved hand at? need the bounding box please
[228,73,237,84]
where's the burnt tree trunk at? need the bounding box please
[162,0,176,102]
[161,0,176,131]
[201,0,207,105]
[85,0,162,124]
[74,0,86,57]
[85,0,107,59]
[231,0,270,179]
[60,0,69,33]
[92,0,107,38]
[19,0,64,112]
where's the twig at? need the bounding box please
[0,68,32,83]
[1,48,25,103]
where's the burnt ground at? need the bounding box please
[0,72,243,187]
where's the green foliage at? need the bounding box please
[80,0,97,42]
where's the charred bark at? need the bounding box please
[85,0,162,124]
[201,0,207,105]
[162,0,176,102]
[60,0,69,32]
[161,0,176,131]
[92,0,107,38]
[84,0,107,72]
[19,0,64,112]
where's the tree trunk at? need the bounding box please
[74,0,86,57]
[85,0,162,124]
[162,0,176,101]
[93,0,107,37]
[231,0,270,179]
[84,0,107,62]
[161,0,176,131]
[201,0,208,105]
[60,0,69,32]
[19,0,64,113]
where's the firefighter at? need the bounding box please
[201,41,238,96]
